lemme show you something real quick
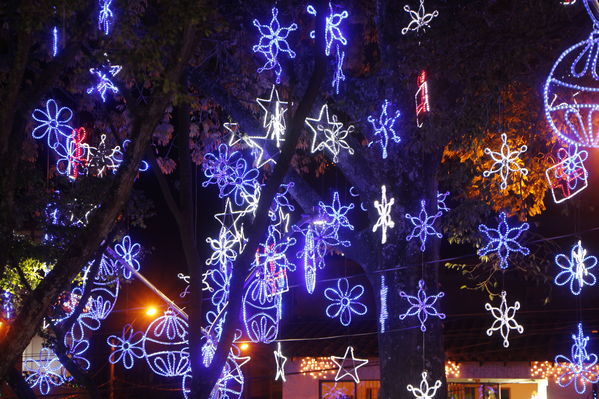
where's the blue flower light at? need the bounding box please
[32,99,74,149]
[221,158,260,207]
[318,191,355,233]
[252,7,298,84]
[555,240,597,296]
[324,278,367,326]
[114,235,141,279]
[399,279,445,332]
[367,99,402,159]
[478,212,529,269]
[24,348,65,395]
[555,323,599,394]
[307,2,349,57]
[108,325,145,369]
[405,199,443,252]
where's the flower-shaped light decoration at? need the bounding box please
[257,225,298,273]
[407,371,442,399]
[319,191,355,234]
[324,278,368,326]
[206,227,238,270]
[483,133,529,190]
[478,212,530,269]
[107,324,145,369]
[405,199,443,252]
[65,335,91,370]
[373,185,395,244]
[32,99,74,149]
[114,235,141,279]
[222,158,260,207]
[367,99,402,159]
[202,143,241,196]
[555,240,597,295]
[399,279,445,332]
[153,309,188,341]
[401,0,439,35]
[24,348,65,395]
[209,268,232,309]
[252,7,298,84]
[484,290,524,348]
[555,323,599,394]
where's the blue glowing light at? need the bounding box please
[367,99,402,159]
[221,158,260,207]
[108,325,145,369]
[324,278,367,326]
[399,279,445,332]
[114,235,141,279]
[302,223,317,294]
[332,45,346,94]
[87,64,122,102]
[379,275,388,333]
[555,240,597,296]
[52,26,58,57]
[98,0,114,35]
[319,191,355,234]
[24,348,65,395]
[546,145,589,204]
[307,2,349,57]
[32,99,73,149]
[257,225,297,274]
[143,309,189,377]
[555,323,599,394]
[242,270,283,343]
[252,7,298,84]
[437,191,450,213]
[203,144,242,197]
[478,212,529,269]
[405,199,443,252]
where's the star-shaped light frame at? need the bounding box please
[305,104,355,163]
[273,342,288,382]
[330,346,369,383]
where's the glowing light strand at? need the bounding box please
[555,240,597,296]
[484,290,524,348]
[555,323,599,394]
[379,275,388,333]
[372,185,395,244]
[478,212,530,270]
[367,99,402,159]
[330,346,368,383]
[324,278,368,326]
[405,199,443,252]
[401,0,439,35]
[399,279,445,332]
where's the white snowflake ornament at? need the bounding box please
[484,290,524,348]
[372,185,395,244]
[407,371,442,399]
[483,133,528,190]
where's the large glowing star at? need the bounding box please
[330,346,369,383]
[305,104,354,162]
[273,342,288,382]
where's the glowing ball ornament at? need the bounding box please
[143,309,189,377]
[544,0,599,147]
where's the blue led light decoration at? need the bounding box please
[87,64,122,102]
[305,104,355,162]
[555,323,599,394]
[380,275,389,333]
[206,226,238,270]
[203,143,241,196]
[24,348,65,395]
[332,44,346,94]
[324,278,368,326]
[478,212,530,269]
[221,157,260,207]
[52,26,58,57]
[32,99,74,149]
[319,191,355,233]
[143,308,189,377]
[98,0,114,35]
[405,199,443,252]
[107,325,145,369]
[544,1,599,148]
[437,191,450,213]
[114,235,141,279]
[367,99,402,159]
[399,279,445,332]
[555,240,598,296]
[252,7,298,84]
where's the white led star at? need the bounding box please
[372,185,395,244]
[273,342,288,382]
[214,198,247,253]
[305,104,355,163]
[407,371,442,399]
[330,346,369,383]
[401,0,439,35]
[483,133,528,190]
[484,290,524,348]
[255,85,288,148]
[224,122,276,168]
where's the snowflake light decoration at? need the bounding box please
[546,145,589,204]
[436,191,450,213]
[206,227,238,270]
[307,2,349,56]
[255,85,288,147]
[324,278,368,326]
[478,212,530,269]
[202,143,241,195]
[107,325,145,369]
[399,279,445,332]
[330,346,369,383]
[114,235,141,279]
[98,0,114,35]
[372,185,395,244]
[401,0,439,35]
[405,199,443,252]
[221,158,260,207]
[379,275,389,334]
[32,99,74,149]
[483,133,528,190]
[306,104,355,162]
[87,64,122,102]
[252,7,298,84]
[555,323,599,394]
[555,240,597,296]
[407,371,442,399]
[484,290,524,348]
[367,99,402,159]
[274,342,288,382]
[319,191,355,233]
[24,348,65,395]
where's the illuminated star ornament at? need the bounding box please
[330,346,369,383]
[372,185,395,244]
[478,212,529,269]
[98,0,115,35]
[405,199,443,252]
[407,371,442,399]
[252,7,298,84]
[255,85,288,147]
[273,342,288,382]
[555,323,599,394]
[367,99,402,159]
[324,278,368,326]
[401,0,439,35]
[305,104,355,162]
[484,290,524,348]
[87,63,122,102]
[555,240,597,296]
[483,133,528,190]
[399,279,445,332]
[225,122,276,168]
